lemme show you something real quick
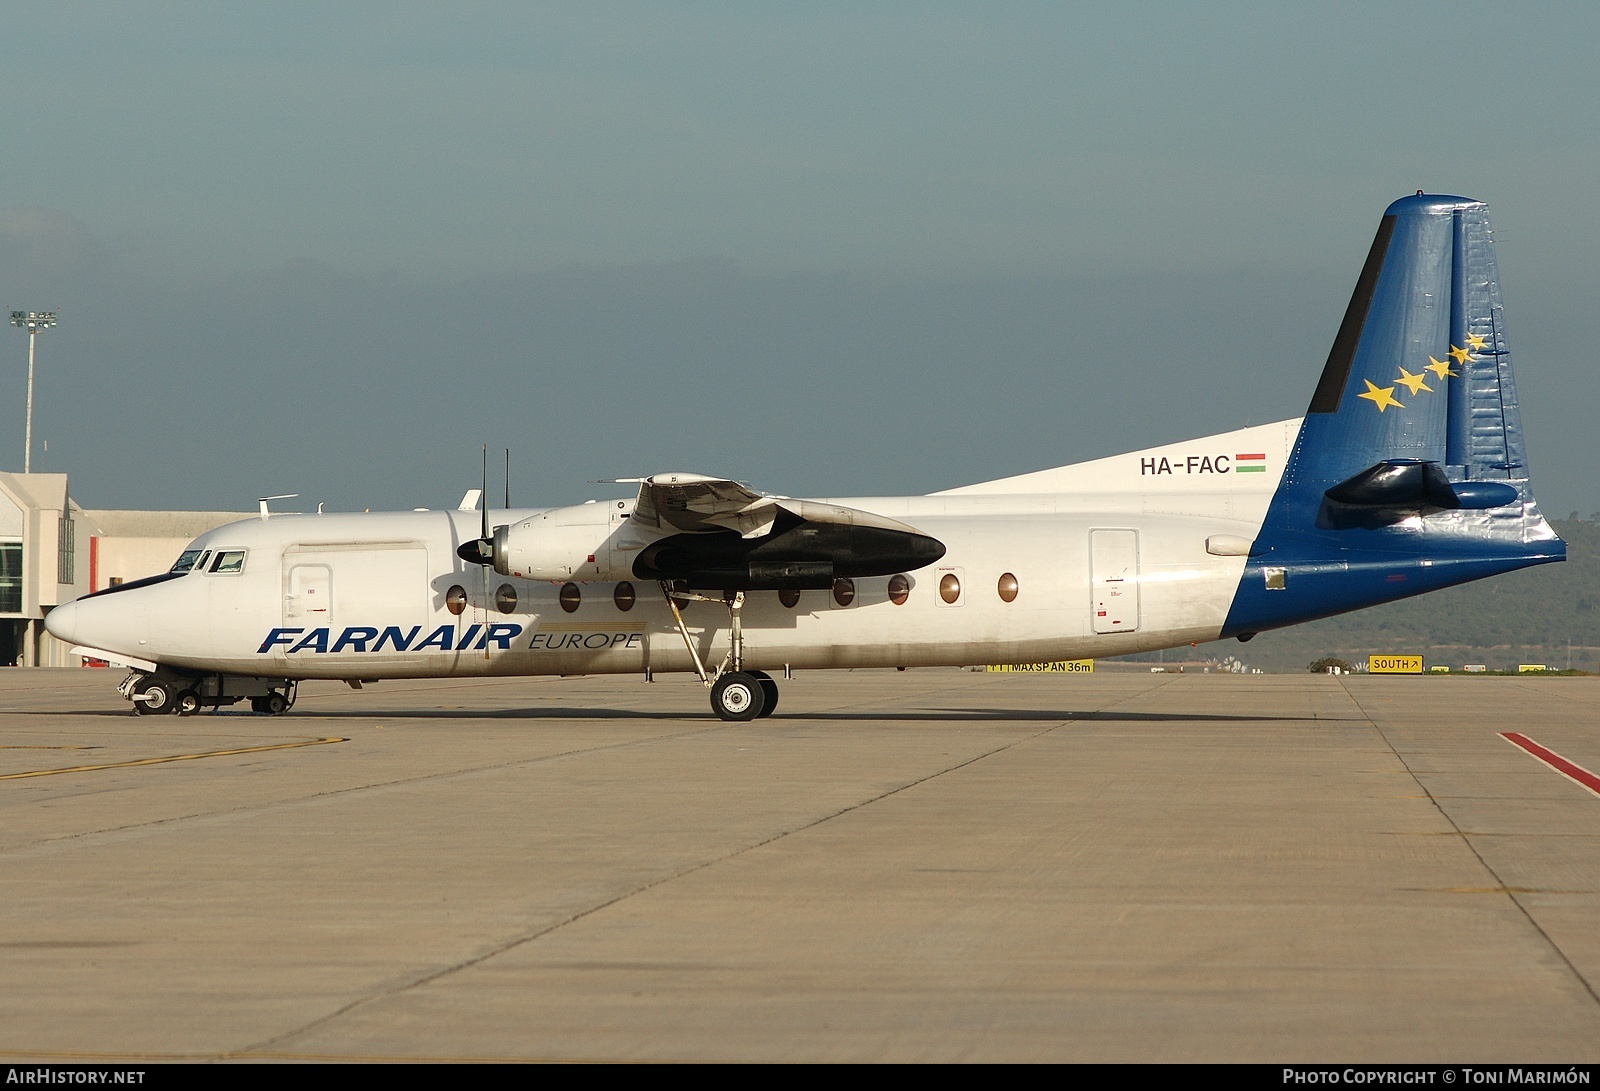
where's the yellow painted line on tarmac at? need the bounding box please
[0,737,348,780]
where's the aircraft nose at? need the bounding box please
[44,600,80,644]
[44,592,150,657]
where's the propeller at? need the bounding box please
[456,444,498,566]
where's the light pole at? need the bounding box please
[10,310,57,473]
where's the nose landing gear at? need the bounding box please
[120,671,296,716]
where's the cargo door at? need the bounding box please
[330,547,429,629]
[1090,529,1139,634]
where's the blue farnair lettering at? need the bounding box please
[331,626,379,653]
[484,623,521,650]
[258,628,304,654]
[455,623,482,651]
[374,625,421,652]
[414,624,455,652]
[289,628,330,654]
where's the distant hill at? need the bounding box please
[1118,516,1600,674]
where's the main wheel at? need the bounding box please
[134,680,177,716]
[175,690,201,716]
[263,692,289,716]
[748,670,779,717]
[710,672,766,722]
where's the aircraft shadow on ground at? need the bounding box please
[15,705,1360,724]
[69,706,1361,724]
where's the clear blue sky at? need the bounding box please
[2,3,1596,516]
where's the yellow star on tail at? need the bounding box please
[1448,343,1474,364]
[1358,379,1404,412]
[1466,333,1489,350]
[1425,356,1457,380]
[1394,367,1433,396]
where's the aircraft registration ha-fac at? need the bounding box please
[46,194,1565,720]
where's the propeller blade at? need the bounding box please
[457,444,497,566]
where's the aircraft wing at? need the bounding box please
[627,472,920,539]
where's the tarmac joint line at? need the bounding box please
[1341,681,1600,1012]
[233,677,1177,1061]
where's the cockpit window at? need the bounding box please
[170,549,204,573]
[210,550,247,574]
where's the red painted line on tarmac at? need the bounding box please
[1501,732,1600,799]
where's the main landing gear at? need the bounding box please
[120,671,297,717]
[661,582,781,722]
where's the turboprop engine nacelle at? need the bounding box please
[491,503,632,581]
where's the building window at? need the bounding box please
[0,543,20,613]
[57,517,75,586]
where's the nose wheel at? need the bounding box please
[131,679,177,716]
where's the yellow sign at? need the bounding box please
[1518,664,1549,673]
[1429,665,1450,673]
[986,660,1094,673]
[1368,654,1423,674]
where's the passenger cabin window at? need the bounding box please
[210,551,247,574]
[171,549,204,573]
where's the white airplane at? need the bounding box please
[46,194,1565,719]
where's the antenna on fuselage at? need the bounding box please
[258,493,298,520]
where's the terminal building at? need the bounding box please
[0,471,246,667]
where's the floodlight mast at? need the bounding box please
[10,310,58,474]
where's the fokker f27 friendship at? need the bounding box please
[47,194,1565,719]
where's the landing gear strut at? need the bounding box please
[660,583,781,721]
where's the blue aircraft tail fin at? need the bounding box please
[1290,193,1534,501]
[1223,194,1563,637]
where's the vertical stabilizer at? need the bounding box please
[1289,194,1533,499]
[1223,194,1562,637]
